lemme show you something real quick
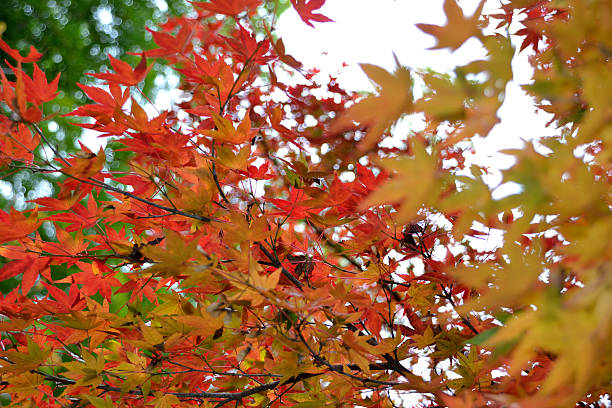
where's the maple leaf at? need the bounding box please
[150,393,181,408]
[59,143,106,179]
[191,0,262,16]
[0,62,43,122]
[0,339,52,375]
[4,373,46,400]
[83,396,114,408]
[222,24,271,64]
[62,348,106,387]
[291,0,333,28]
[249,266,282,292]
[88,53,151,86]
[238,161,274,180]
[175,312,224,338]
[76,82,128,109]
[330,61,413,149]
[141,230,199,278]
[416,0,484,51]
[47,195,111,232]
[146,23,194,58]
[412,326,436,349]
[515,26,543,52]
[222,212,273,244]
[360,142,438,224]
[0,38,43,63]
[0,207,42,244]
[268,188,321,220]
[201,112,256,145]
[215,144,252,170]
[23,64,60,105]
[65,262,121,300]
[0,256,48,295]
[42,281,86,313]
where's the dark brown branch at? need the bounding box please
[257,242,304,290]
[0,355,405,405]
[440,285,479,336]
[295,325,399,387]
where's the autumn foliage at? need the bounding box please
[0,0,610,407]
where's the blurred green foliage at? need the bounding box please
[0,0,191,210]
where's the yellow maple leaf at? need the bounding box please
[4,373,44,399]
[249,266,281,292]
[222,212,272,244]
[201,111,256,145]
[175,313,224,338]
[151,392,181,408]
[412,326,436,349]
[360,142,439,224]
[142,230,199,278]
[215,144,251,170]
[0,338,51,375]
[330,60,412,149]
[62,348,106,388]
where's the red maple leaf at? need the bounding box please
[23,64,60,105]
[238,161,274,180]
[0,38,43,63]
[191,0,262,16]
[146,23,194,58]
[222,25,271,64]
[291,0,333,28]
[267,189,321,220]
[68,262,121,300]
[88,53,151,86]
[515,27,543,52]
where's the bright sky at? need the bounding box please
[276,0,555,197]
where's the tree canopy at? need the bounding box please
[0,0,610,407]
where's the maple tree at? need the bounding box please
[0,0,610,407]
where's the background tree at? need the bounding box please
[0,0,192,212]
[0,1,610,407]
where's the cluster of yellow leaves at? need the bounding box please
[486,272,612,402]
[354,0,611,406]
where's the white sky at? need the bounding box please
[276,0,556,196]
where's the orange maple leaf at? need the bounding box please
[416,0,484,51]
[0,207,42,244]
[24,64,60,105]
